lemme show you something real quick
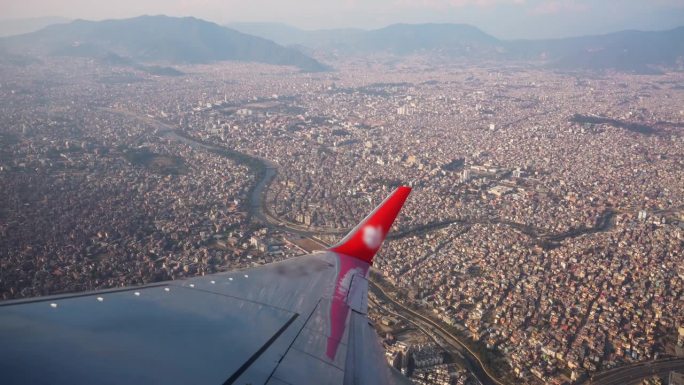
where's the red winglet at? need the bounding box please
[329,186,411,264]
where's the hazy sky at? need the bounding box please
[2,0,684,39]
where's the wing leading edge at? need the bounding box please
[0,186,412,385]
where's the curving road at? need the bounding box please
[369,279,507,385]
[154,127,508,385]
[118,105,617,246]
[113,110,678,385]
[162,122,682,385]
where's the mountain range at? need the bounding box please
[511,27,684,73]
[0,16,328,72]
[1,16,682,74]
[230,22,684,74]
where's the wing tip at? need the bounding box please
[329,186,412,264]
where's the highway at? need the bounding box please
[587,358,684,385]
[369,280,506,385]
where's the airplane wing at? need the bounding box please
[0,186,413,385]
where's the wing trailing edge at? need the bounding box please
[329,186,411,264]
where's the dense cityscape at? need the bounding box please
[1,53,683,384]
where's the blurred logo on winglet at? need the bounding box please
[362,225,383,249]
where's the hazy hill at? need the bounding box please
[355,23,500,55]
[231,22,684,73]
[510,27,684,73]
[227,22,327,46]
[230,22,501,56]
[2,16,681,74]
[227,22,366,51]
[0,15,328,72]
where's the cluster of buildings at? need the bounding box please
[0,61,306,299]
[181,62,683,383]
[382,216,682,383]
[1,56,683,383]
